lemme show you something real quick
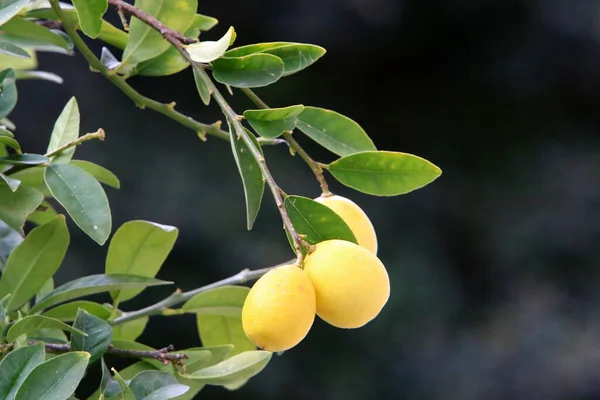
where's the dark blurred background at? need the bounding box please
[13,0,600,399]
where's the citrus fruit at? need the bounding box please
[303,239,389,328]
[242,264,316,352]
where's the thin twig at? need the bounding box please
[45,128,105,158]
[112,263,292,326]
[48,0,283,147]
[241,88,331,195]
[40,343,188,366]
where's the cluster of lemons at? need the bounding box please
[241,194,390,352]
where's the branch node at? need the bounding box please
[166,102,176,111]
[197,131,208,142]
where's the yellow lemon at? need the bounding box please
[303,239,389,329]
[242,265,316,352]
[314,194,378,254]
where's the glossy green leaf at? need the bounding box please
[0,154,48,165]
[0,18,71,54]
[183,351,271,385]
[284,195,357,248]
[244,105,304,138]
[24,6,128,50]
[31,274,171,313]
[43,300,111,321]
[183,286,255,356]
[0,126,13,137]
[183,345,233,372]
[120,0,197,70]
[112,369,140,400]
[46,97,79,164]
[0,50,36,72]
[130,371,189,400]
[86,361,158,400]
[212,54,284,88]
[0,39,29,59]
[72,0,107,38]
[260,44,325,76]
[224,42,291,57]
[193,67,211,105]
[106,220,178,302]
[14,70,63,83]
[186,26,234,63]
[35,277,54,303]
[8,166,44,189]
[0,172,19,191]
[229,125,264,230]
[71,309,112,363]
[14,352,89,400]
[6,315,86,342]
[192,13,218,31]
[0,133,21,153]
[0,0,29,26]
[44,163,111,245]
[27,200,58,226]
[27,328,68,344]
[0,68,17,119]
[296,106,376,156]
[99,358,112,396]
[0,343,45,400]
[328,151,442,196]
[0,219,22,270]
[69,159,120,188]
[112,315,148,341]
[0,215,69,311]
[0,183,43,232]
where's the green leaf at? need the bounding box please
[212,54,284,88]
[105,220,178,302]
[259,44,325,76]
[31,274,171,313]
[120,0,197,70]
[0,215,69,311]
[224,42,292,57]
[296,106,376,157]
[0,0,29,26]
[27,328,68,344]
[0,219,22,270]
[328,151,442,196]
[0,39,30,59]
[87,361,158,400]
[44,163,111,245]
[14,352,89,400]
[229,125,264,230]
[6,315,86,342]
[8,166,44,189]
[130,371,189,400]
[0,17,72,54]
[0,154,48,165]
[112,315,148,341]
[35,277,54,303]
[0,133,22,152]
[0,172,20,191]
[193,67,211,106]
[284,195,357,248]
[0,343,45,400]
[111,369,138,400]
[186,26,234,63]
[193,13,218,31]
[0,68,17,119]
[182,286,255,356]
[69,159,120,188]
[43,300,111,321]
[0,183,43,232]
[71,309,112,363]
[14,70,63,84]
[182,345,233,372]
[183,351,271,386]
[244,105,304,139]
[0,48,36,71]
[27,200,58,226]
[0,126,13,137]
[72,0,107,38]
[46,97,79,164]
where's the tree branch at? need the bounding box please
[240,88,331,195]
[42,343,189,366]
[44,128,105,158]
[48,0,283,146]
[112,262,294,326]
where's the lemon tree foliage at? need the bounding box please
[0,0,441,398]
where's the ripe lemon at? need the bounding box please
[242,264,316,352]
[303,239,390,329]
[314,194,378,254]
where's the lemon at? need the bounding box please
[303,239,389,329]
[314,194,378,254]
[242,264,316,352]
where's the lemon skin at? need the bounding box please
[242,265,316,352]
[303,239,390,329]
[314,195,378,255]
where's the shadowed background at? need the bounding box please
[14,0,600,399]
